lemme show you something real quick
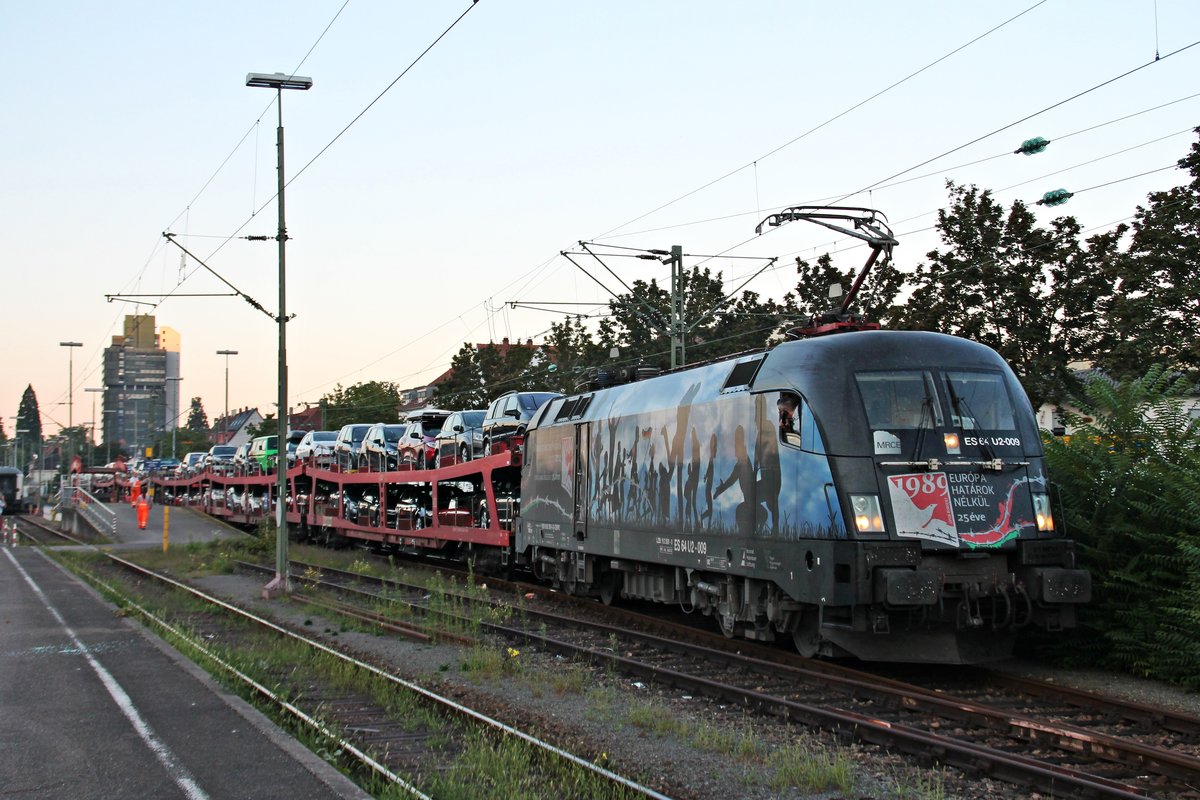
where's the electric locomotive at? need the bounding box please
[516,207,1089,664]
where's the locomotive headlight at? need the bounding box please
[1032,492,1054,531]
[943,432,961,454]
[850,494,885,533]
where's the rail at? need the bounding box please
[62,485,117,538]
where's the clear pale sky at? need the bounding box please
[3,1,1198,436]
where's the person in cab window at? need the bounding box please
[778,393,801,446]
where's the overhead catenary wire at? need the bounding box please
[592,0,1051,241]
[676,45,1200,278]
[162,2,485,308]
[592,91,1200,244]
[830,38,1200,207]
[75,6,1200,422]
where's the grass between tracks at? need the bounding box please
[51,543,639,800]
[48,530,950,799]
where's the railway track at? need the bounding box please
[67,551,669,800]
[9,513,90,546]
[270,555,1200,799]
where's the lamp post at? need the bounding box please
[246,70,312,597]
[60,341,82,471]
[84,387,103,465]
[216,350,238,444]
[15,429,29,469]
[165,377,183,459]
[102,410,117,465]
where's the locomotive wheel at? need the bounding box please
[599,570,623,606]
[719,616,745,639]
[792,613,820,658]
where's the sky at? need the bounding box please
[2,1,1198,437]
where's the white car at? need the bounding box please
[295,430,337,468]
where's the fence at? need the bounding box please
[62,485,117,538]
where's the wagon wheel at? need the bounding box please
[792,611,821,658]
[599,570,623,607]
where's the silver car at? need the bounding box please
[295,430,337,468]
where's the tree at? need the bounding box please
[1092,128,1200,379]
[523,316,604,396]
[1042,366,1200,686]
[892,183,1072,408]
[320,381,401,430]
[435,344,491,410]
[16,384,41,467]
[152,427,211,460]
[596,267,789,371]
[787,252,905,327]
[435,341,544,409]
[186,397,209,432]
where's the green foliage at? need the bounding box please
[17,384,42,457]
[185,396,208,432]
[436,337,548,409]
[1093,128,1200,379]
[319,381,402,429]
[152,425,211,460]
[1043,365,1200,686]
[892,183,1073,408]
[765,741,856,793]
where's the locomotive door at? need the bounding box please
[572,422,589,539]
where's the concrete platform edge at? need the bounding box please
[34,548,373,800]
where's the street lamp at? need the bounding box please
[85,387,103,464]
[60,341,82,472]
[246,70,312,597]
[14,429,29,469]
[165,377,183,459]
[102,410,117,465]
[216,350,238,444]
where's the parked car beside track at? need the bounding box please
[248,435,279,473]
[205,445,238,474]
[397,409,449,469]
[296,430,337,468]
[360,423,407,472]
[181,451,207,476]
[333,424,372,471]
[286,429,307,468]
[433,410,485,468]
[232,443,253,475]
[482,391,562,455]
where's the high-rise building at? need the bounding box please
[160,326,181,430]
[101,315,182,459]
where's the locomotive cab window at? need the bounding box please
[942,370,1017,431]
[777,392,802,446]
[856,371,943,429]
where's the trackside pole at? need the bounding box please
[163,505,170,553]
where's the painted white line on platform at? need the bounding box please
[4,549,210,800]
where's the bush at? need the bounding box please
[1043,365,1200,686]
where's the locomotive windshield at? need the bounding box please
[856,370,943,429]
[942,370,1017,431]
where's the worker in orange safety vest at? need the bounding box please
[130,478,141,506]
[137,495,150,529]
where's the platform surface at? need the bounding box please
[0,547,369,799]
